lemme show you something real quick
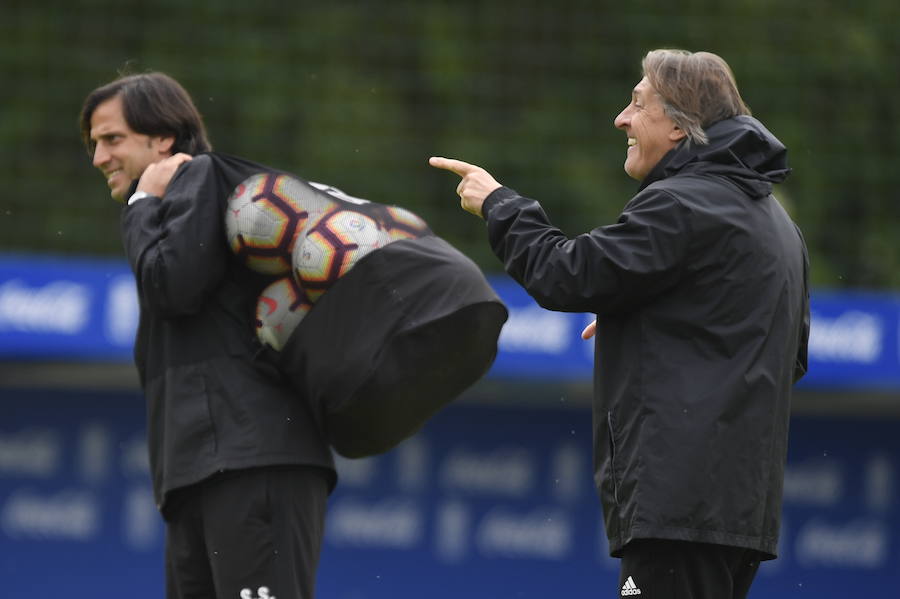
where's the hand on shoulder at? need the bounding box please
[137,153,194,198]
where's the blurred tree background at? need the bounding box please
[1,0,898,288]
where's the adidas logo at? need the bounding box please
[621,576,642,596]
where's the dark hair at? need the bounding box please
[79,71,212,155]
[642,49,751,146]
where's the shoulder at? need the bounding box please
[624,183,684,213]
[644,172,715,194]
[617,184,698,235]
[167,153,216,190]
[179,153,214,176]
[157,154,224,206]
[638,173,735,207]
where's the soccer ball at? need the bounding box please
[378,205,431,241]
[293,208,391,302]
[255,276,313,351]
[225,173,333,275]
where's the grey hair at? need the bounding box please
[642,49,751,146]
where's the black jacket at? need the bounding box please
[483,116,810,559]
[121,154,335,513]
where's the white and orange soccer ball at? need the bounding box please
[378,205,431,241]
[225,173,332,275]
[292,208,391,302]
[255,276,313,351]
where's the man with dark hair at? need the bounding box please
[431,49,810,599]
[81,72,335,598]
[80,72,211,159]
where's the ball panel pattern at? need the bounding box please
[225,173,316,275]
[292,209,391,302]
[255,276,313,351]
[379,205,431,240]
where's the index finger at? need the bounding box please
[429,156,480,177]
[581,320,597,340]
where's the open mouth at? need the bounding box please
[106,169,124,186]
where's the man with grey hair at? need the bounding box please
[430,49,809,599]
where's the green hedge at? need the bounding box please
[1,0,898,288]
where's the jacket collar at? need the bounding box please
[637,115,791,198]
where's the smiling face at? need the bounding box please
[89,95,174,201]
[613,77,686,181]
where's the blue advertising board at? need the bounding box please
[1,253,898,596]
[1,253,899,390]
[0,254,138,361]
[0,387,897,597]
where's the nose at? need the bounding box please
[614,106,630,131]
[92,143,110,168]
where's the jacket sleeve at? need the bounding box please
[483,186,691,314]
[121,154,228,317]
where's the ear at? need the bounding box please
[669,126,687,142]
[152,135,176,156]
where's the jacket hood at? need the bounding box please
[640,115,791,198]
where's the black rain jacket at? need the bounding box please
[483,116,810,559]
[121,154,335,514]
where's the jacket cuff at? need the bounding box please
[482,186,518,220]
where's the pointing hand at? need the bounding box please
[429,156,502,218]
